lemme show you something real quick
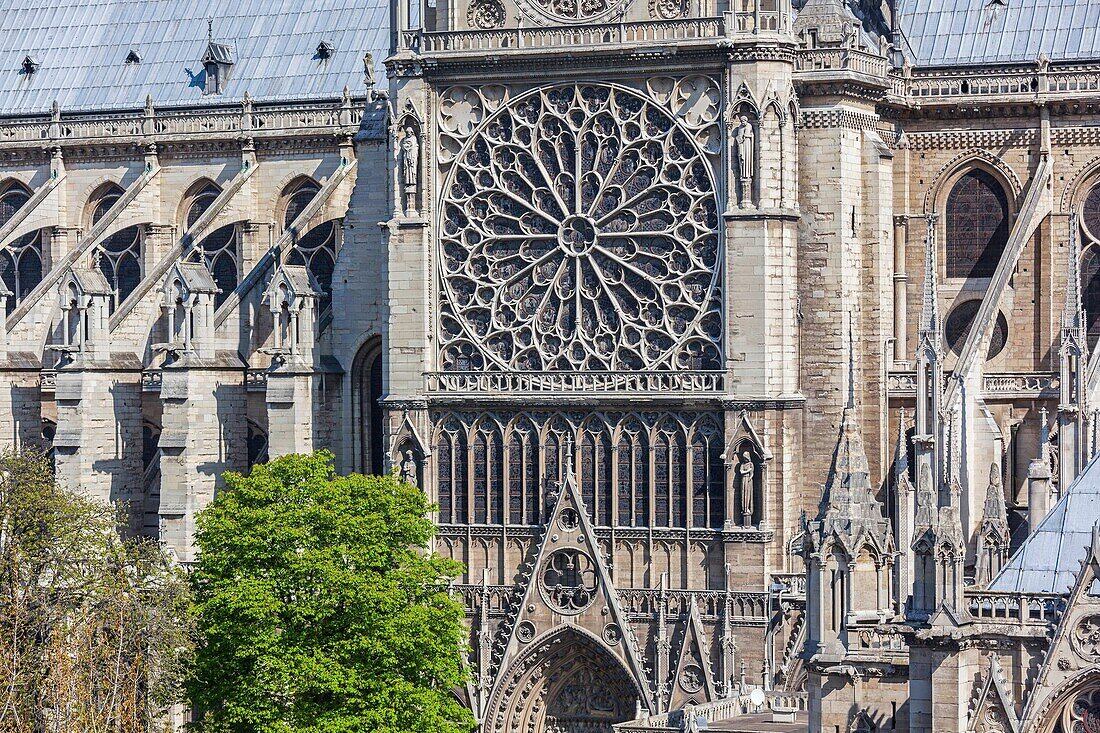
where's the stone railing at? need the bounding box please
[966,590,1066,627]
[614,690,806,732]
[618,588,769,622]
[770,572,806,600]
[426,370,724,394]
[982,372,1059,398]
[0,99,363,148]
[417,17,724,53]
[795,48,888,77]
[853,628,906,652]
[453,583,516,615]
[888,371,1058,399]
[890,62,1100,105]
[727,8,784,34]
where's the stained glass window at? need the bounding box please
[945,170,1010,279]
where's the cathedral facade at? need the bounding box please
[4,0,1100,731]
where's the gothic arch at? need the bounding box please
[923,149,1021,216]
[485,626,643,733]
[177,176,222,231]
[351,337,384,475]
[1031,669,1100,733]
[1060,153,1100,213]
[934,162,1016,281]
[276,174,321,231]
[84,180,127,230]
[0,179,43,313]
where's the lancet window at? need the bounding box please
[0,182,42,314]
[1081,186,1100,351]
[89,184,141,312]
[944,169,1010,280]
[432,412,730,530]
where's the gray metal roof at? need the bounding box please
[0,0,391,117]
[900,0,1100,68]
[989,452,1100,594]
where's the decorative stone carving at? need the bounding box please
[514,0,629,26]
[733,115,755,208]
[1072,615,1100,661]
[679,664,704,693]
[603,623,622,645]
[516,620,536,643]
[399,126,420,216]
[400,448,419,488]
[649,0,687,20]
[540,548,598,614]
[467,0,506,29]
[438,83,722,373]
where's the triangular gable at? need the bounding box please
[968,656,1020,733]
[668,596,718,709]
[487,461,653,713]
[726,409,772,460]
[1020,523,1100,730]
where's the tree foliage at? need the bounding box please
[188,451,473,733]
[0,448,193,733]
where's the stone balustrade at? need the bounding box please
[887,371,1058,399]
[0,99,363,148]
[415,16,725,54]
[426,370,724,394]
[966,590,1066,626]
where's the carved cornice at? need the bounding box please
[799,107,881,131]
[903,128,1037,152]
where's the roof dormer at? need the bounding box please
[201,24,234,95]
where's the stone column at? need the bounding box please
[892,215,908,362]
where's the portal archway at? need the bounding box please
[485,627,642,733]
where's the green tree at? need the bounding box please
[188,451,473,733]
[0,448,193,733]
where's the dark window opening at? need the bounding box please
[945,170,1010,279]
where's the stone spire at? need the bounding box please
[976,462,1011,585]
[1063,211,1085,337]
[918,213,940,346]
[819,316,881,526]
[893,407,912,492]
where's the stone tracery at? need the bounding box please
[438,82,722,373]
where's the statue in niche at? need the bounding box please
[400,449,419,488]
[738,449,756,527]
[400,126,419,216]
[734,115,755,208]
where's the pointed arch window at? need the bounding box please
[580,430,613,526]
[1082,188,1100,352]
[0,183,43,314]
[945,169,1010,279]
[655,428,687,527]
[507,425,539,524]
[89,185,141,311]
[436,425,468,524]
[472,427,504,524]
[691,423,725,528]
[617,426,649,527]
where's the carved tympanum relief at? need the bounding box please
[437,81,722,374]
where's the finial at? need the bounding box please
[920,212,940,338]
[1063,208,1084,335]
[207,17,214,42]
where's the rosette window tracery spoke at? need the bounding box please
[440,84,722,373]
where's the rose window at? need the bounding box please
[1067,688,1100,733]
[439,83,722,373]
[540,548,598,614]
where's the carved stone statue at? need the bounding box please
[738,449,755,527]
[400,126,419,215]
[734,115,755,208]
[400,449,418,488]
[363,52,375,89]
